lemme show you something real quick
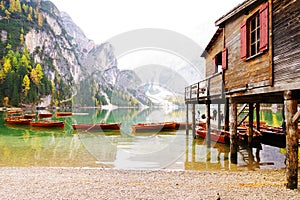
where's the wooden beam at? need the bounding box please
[292,110,300,123]
[256,103,260,132]
[230,99,238,164]
[284,90,298,190]
[186,104,189,135]
[192,104,196,139]
[248,103,254,145]
[206,102,211,147]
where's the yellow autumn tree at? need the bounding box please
[4,9,11,19]
[9,0,16,12]
[15,0,21,12]
[3,58,12,73]
[30,68,38,85]
[35,63,44,83]
[38,12,43,27]
[3,97,9,107]
[22,3,28,13]
[0,1,4,10]
[22,75,30,96]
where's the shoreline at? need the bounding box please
[0,167,299,199]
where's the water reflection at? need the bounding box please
[0,107,289,170]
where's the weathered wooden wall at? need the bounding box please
[205,30,224,78]
[273,0,300,87]
[224,1,271,92]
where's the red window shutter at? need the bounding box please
[212,57,216,74]
[222,48,228,70]
[260,2,269,52]
[240,20,247,60]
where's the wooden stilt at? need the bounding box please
[206,102,211,148]
[186,103,189,135]
[217,103,221,130]
[248,103,254,146]
[230,99,238,164]
[192,104,196,139]
[224,99,230,131]
[256,103,260,132]
[284,91,298,189]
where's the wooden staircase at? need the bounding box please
[237,103,256,126]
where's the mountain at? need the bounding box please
[0,0,150,108]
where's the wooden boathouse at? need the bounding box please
[185,0,299,189]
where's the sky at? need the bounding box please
[50,0,244,48]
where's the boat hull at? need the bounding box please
[56,112,72,117]
[132,122,176,133]
[196,129,230,144]
[30,121,65,128]
[38,113,53,119]
[5,118,32,125]
[72,123,121,131]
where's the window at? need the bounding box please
[212,52,224,74]
[240,2,269,60]
[250,13,260,56]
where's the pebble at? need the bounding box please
[0,167,299,199]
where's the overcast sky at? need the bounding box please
[50,0,244,48]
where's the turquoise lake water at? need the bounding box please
[0,107,287,170]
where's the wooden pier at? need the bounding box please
[185,0,299,189]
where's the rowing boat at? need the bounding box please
[132,122,176,133]
[196,128,230,144]
[38,113,53,118]
[5,117,32,125]
[56,112,73,117]
[72,123,121,131]
[30,120,65,128]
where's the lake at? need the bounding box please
[0,106,287,170]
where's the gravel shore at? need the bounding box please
[0,167,299,200]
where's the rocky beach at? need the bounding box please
[0,167,299,199]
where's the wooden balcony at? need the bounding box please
[185,72,225,104]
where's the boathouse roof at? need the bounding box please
[215,0,263,26]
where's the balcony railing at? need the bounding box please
[185,72,224,103]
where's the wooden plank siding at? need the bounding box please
[273,0,300,87]
[223,1,272,93]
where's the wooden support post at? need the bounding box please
[230,99,238,164]
[206,102,211,148]
[186,103,189,135]
[224,99,230,131]
[256,103,260,132]
[217,103,221,130]
[248,103,254,146]
[284,91,298,190]
[192,104,196,139]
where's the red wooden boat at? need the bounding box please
[6,110,23,115]
[5,117,32,125]
[38,113,53,118]
[196,128,230,144]
[23,114,36,119]
[30,120,65,128]
[56,112,73,117]
[132,122,176,133]
[72,123,121,131]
